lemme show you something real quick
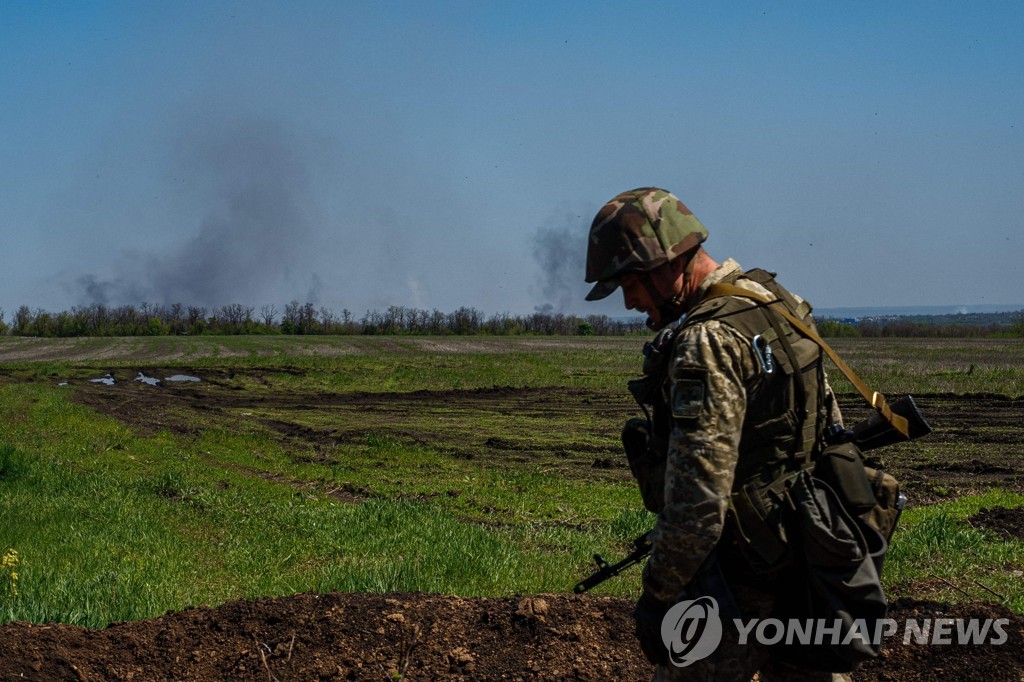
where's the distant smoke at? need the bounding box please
[72,118,316,309]
[306,273,323,305]
[531,209,591,313]
[533,302,555,315]
[77,274,114,306]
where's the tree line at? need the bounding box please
[0,302,647,337]
[816,317,1024,339]
[0,304,1020,338]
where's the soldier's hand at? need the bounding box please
[633,589,670,666]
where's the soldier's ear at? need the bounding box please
[678,247,709,280]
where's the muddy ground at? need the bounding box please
[3,369,1024,680]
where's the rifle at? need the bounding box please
[573,532,653,593]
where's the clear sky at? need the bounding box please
[2,1,1022,320]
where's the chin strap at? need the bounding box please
[644,256,697,331]
[641,276,682,331]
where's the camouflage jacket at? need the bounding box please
[641,259,843,602]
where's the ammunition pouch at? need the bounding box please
[726,440,903,584]
[863,466,903,543]
[728,444,897,671]
[726,476,794,579]
[815,442,904,543]
[622,326,679,515]
[622,418,666,514]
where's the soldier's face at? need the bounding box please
[620,274,655,315]
[620,273,668,325]
[621,264,683,326]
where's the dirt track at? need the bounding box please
[4,370,1024,679]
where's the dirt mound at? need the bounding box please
[858,598,1024,681]
[0,593,645,681]
[0,593,1021,681]
[968,506,1024,541]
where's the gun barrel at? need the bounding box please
[573,573,608,594]
[572,538,653,593]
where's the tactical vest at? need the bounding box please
[626,268,829,573]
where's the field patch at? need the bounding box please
[969,506,1024,541]
[60,366,1024,505]
[65,367,633,481]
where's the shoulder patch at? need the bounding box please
[671,368,708,420]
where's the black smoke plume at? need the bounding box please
[72,118,315,309]
[531,210,591,313]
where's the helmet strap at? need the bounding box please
[676,248,708,310]
[643,258,689,331]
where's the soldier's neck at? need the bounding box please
[676,251,721,311]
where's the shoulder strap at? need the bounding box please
[704,283,909,438]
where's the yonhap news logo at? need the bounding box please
[659,596,1011,668]
[660,596,723,667]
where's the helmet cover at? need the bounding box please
[584,187,708,301]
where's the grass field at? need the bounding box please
[1,335,1023,627]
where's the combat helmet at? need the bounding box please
[584,187,708,301]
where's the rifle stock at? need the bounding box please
[849,394,932,451]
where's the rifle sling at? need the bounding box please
[704,283,910,438]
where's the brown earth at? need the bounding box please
[968,507,1024,541]
[5,371,1024,680]
[0,593,1021,681]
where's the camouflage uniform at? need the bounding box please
[583,189,850,681]
[644,259,847,681]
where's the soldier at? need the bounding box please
[585,188,852,681]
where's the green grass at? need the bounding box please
[825,337,1024,397]
[1,335,1022,627]
[0,373,652,627]
[0,432,653,627]
[886,491,1024,611]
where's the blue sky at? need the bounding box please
[1,1,1021,319]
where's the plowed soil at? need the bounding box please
[65,370,1024,501]
[4,369,1024,680]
